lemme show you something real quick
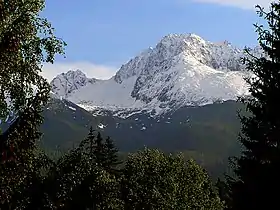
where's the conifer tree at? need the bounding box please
[52,129,123,209]
[79,128,106,167]
[226,2,280,209]
[103,136,121,171]
[79,126,96,162]
[79,127,120,171]
[94,131,106,167]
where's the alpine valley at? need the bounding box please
[41,33,258,178]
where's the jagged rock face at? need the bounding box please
[115,34,244,85]
[50,70,98,98]
[50,33,260,117]
[116,34,249,107]
[114,47,153,84]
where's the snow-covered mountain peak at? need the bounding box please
[160,33,205,44]
[50,69,99,98]
[156,33,207,57]
[113,33,245,87]
[55,69,88,83]
[51,33,254,118]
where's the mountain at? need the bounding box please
[50,70,99,98]
[0,33,257,179]
[3,33,256,178]
[37,98,242,154]
[0,33,256,179]
[50,33,255,118]
[0,91,244,179]
[41,98,100,149]
[39,98,244,179]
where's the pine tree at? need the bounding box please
[52,129,123,209]
[103,136,121,171]
[79,128,106,167]
[79,126,96,163]
[226,2,280,209]
[94,132,106,167]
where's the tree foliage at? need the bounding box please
[78,127,121,170]
[226,2,280,209]
[44,132,224,210]
[121,148,224,210]
[46,128,123,210]
[0,0,65,209]
[0,0,65,119]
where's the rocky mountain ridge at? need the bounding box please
[50,33,259,118]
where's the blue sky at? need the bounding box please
[41,0,272,81]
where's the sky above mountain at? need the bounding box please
[41,0,273,81]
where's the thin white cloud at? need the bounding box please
[41,62,118,82]
[191,0,274,10]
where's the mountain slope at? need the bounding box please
[41,100,244,178]
[0,96,243,178]
[51,33,253,117]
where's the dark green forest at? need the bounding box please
[1,0,280,209]
[40,99,244,180]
